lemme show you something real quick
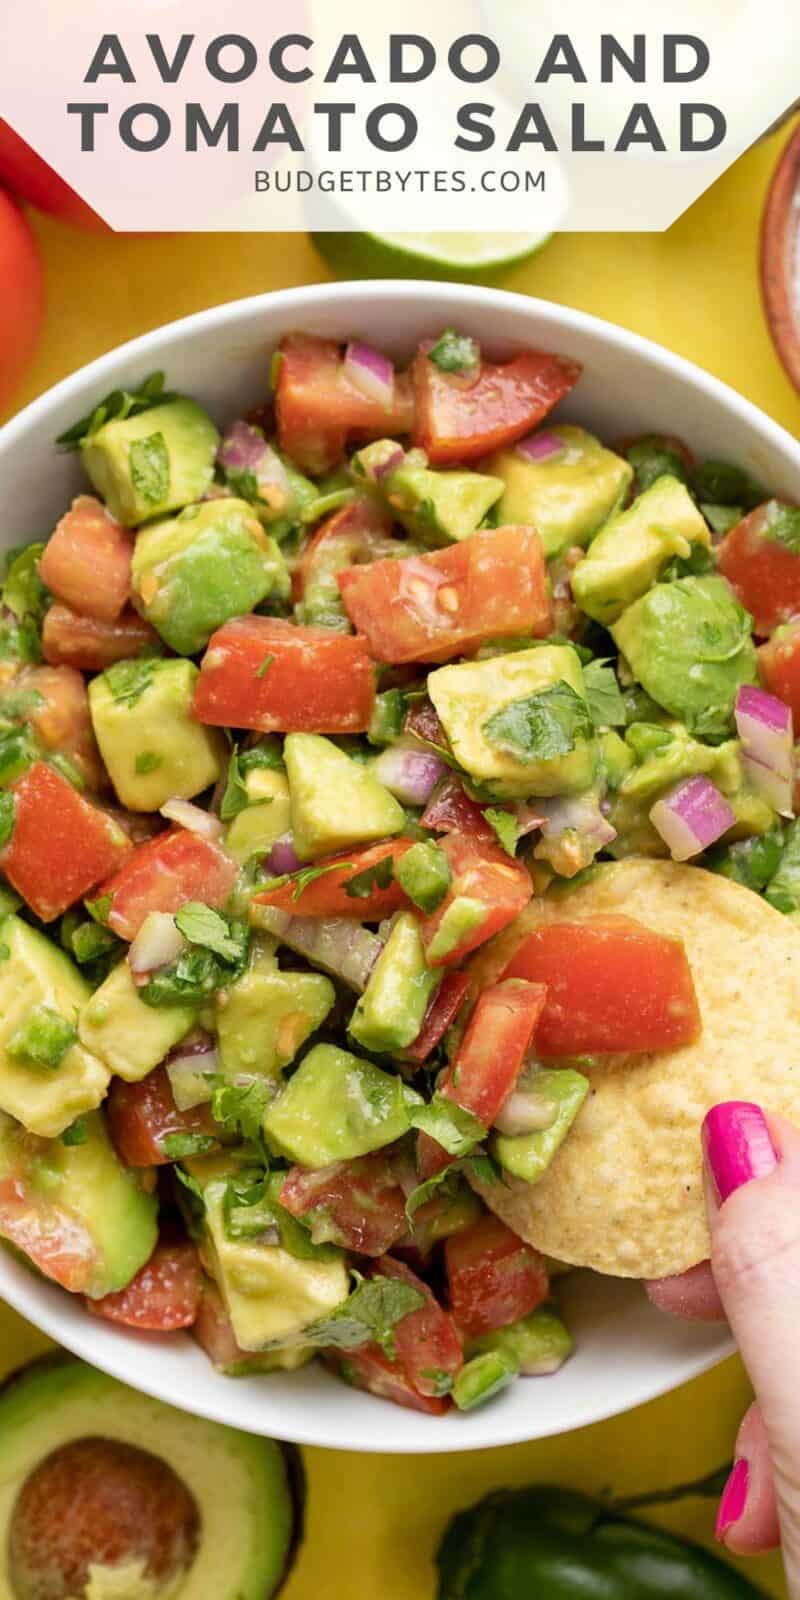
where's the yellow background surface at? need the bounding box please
[3,123,800,1598]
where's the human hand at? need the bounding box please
[646,1103,800,1593]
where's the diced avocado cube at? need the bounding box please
[224,767,292,866]
[0,917,110,1138]
[452,1349,519,1410]
[425,898,489,964]
[572,476,711,626]
[0,1108,158,1298]
[611,576,759,741]
[493,1068,589,1184]
[349,912,438,1054]
[486,426,633,558]
[132,499,289,655]
[89,657,226,811]
[284,733,405,861]
[79,960,194,1081]
[217,961,334,1080]
[597,729,634,792]
[81,397,219,527]
[468,1306,573,1375]
[263,1042,420,1167]
[198,1166,349,1351]
[429,645,596,800]
[382,461,503,546]
[393,841,451,913]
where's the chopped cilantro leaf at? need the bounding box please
[159,1131,217,1159]
[484,808,520,857]
[56,371,175,450]
[428,329,480,375]
[583,659,626,730]
[410,1094,486,1157]
[306,1274,424,1358]
[175,902,243,962]
[483,682,592,764]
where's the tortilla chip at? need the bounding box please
[470,859,800,1279]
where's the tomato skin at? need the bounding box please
[294,495,395,604]
[279,1153,407,1256]
[444,1214,549,1338]
[39,496,134,623]
[0,190,44,414]
[371,1255,463,1399]
[338,526,551,665]
[107,1068,218,1168]
[14,663,106,792]
[0,762,131,921]
[503,915,701,1056]
[254,839,412,920]
[326,1346,449,1415]
[441,979,546,1125]
[420,775,498,848]
[759,622,800,723]
[193,616,376,735]
[99,827,237,942]
[404,971,471,1063]
[0,1172,99,1295]
[717,503,800,635]
[86,1235,202,1330]
[276,334,414,476]
[0,120,107,230]
[42,604,159,672]
[420,835,533,969]
[413,345,581,466]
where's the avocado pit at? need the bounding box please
[8,1436,200,1600]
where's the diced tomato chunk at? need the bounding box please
[193,1277,273,1373]
[294,495,395,604]
[276,334,414,476]
[13,663,105,792]
[370,1255,463,1399]
[445,1214,549,1337]
[193,616,376,735]
[421,775,498,848]
[39,495,134,622]
[107,1067,219,1168]
[254,840,412,921]
[413,345,581,466]
[404,972,471,1063]
[503,914,701,1056]
[97,826,237,942]
[441,979,546,1125]
[326,1346,449,1415]
[759,622,800,722]
[0,762,131,921]
[0,1172,101,1296]
[420,834,533,968]
[338,527,551,664]
[279,1153,407,1256]
[404,697,447,749]
[717,502,800,635]
[86,1234,202,1328]
[43,603,159,671]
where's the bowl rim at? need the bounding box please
[761,122,800,396]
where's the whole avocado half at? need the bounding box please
[0,1353,304,1599]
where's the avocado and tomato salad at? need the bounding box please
[0,325,796,1418]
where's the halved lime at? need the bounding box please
[312,230,553,283]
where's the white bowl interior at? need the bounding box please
[3,280,799,1452]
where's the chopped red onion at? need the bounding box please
[516,430,565,465]
[128,912,186,976]
[372,743,446,807]
[358,439,405,483]
[160,798,225,843]
[735,685,794,817]
[252,905,384,991]
[741,756,794,819]
[344,342,395,410]
[650,776,735,861]
[166,1033,218,1110]
[266,833,301,876]
[217,421,290,511]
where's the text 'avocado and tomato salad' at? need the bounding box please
[0,325,798,1418]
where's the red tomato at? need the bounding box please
[420,834,533,968]
[326,1346,449,1415]
[372,1255,463,1399]
[276,334,415,475]
[254,839,412,920]
[759,622,800,723]
[86,1235,202,1328]
[404,697,447,748]
[13,664,106,792]
[0,762,131,921]
[193,1277,264,1372]
[413,344,581,466]
[0,120,107,230]
[338,526,551,664]
[294,495,394,603]
[42,604,159,672]
[107,1067,219,1168]
[279,1153,407,1256]
[0,1171,100,1295]
[193,616,376,735]
[39,496,134,623]
[444,1214,549,1338]
[404,971,471,1063]
[503,915,701,1056]
[0,190,44,414]
[99,827,237,942]
[420,775,497,848]
[717,503,800,635]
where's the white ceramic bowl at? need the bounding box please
[2,281,799,1454]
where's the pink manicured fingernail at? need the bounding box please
[702,1102,778,1203]
[716,1458,749,1540]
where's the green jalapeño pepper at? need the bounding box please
[436,1486,768,1599]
